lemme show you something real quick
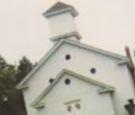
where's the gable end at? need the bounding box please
[16,39,128,90]
[31,69,115,109]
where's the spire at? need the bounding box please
[43,2,81,42]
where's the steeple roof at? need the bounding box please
[43,2,78,17]
[45,2,72,14]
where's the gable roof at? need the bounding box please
[16,39,128,90]
[31,69,115,109]
[45,2,72,14]
[43,2,78,17]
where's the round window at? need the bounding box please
[90,68,96,74]
[67,106,72,112]
[65,78,71,85]
[65,54,71,60]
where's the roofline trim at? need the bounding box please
[16,39,128,90]
[31,69,115,109]
[16,40,64,90]
[50,31,81,41]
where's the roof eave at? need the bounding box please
[16,84,29,90]
[117,58,129,65]
[31,102,45,109]
[98,87,114,93]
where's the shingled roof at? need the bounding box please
[43,2,78,17]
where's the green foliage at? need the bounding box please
[0,55,34,115]
[16,56,33,82]
[0,56,16,95]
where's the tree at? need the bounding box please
[0,55,34,115]
[0,55,16,100]
[14,56,34,115]
[0,55,16,115]
[16,56,33,82]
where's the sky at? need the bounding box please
[0,0,135,64]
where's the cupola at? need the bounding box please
[43,2,81,42]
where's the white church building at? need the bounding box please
[16,2,135,115]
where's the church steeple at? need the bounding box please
[43,2,81,42]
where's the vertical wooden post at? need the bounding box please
[125,99,134,115]
[125,46,135,88]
